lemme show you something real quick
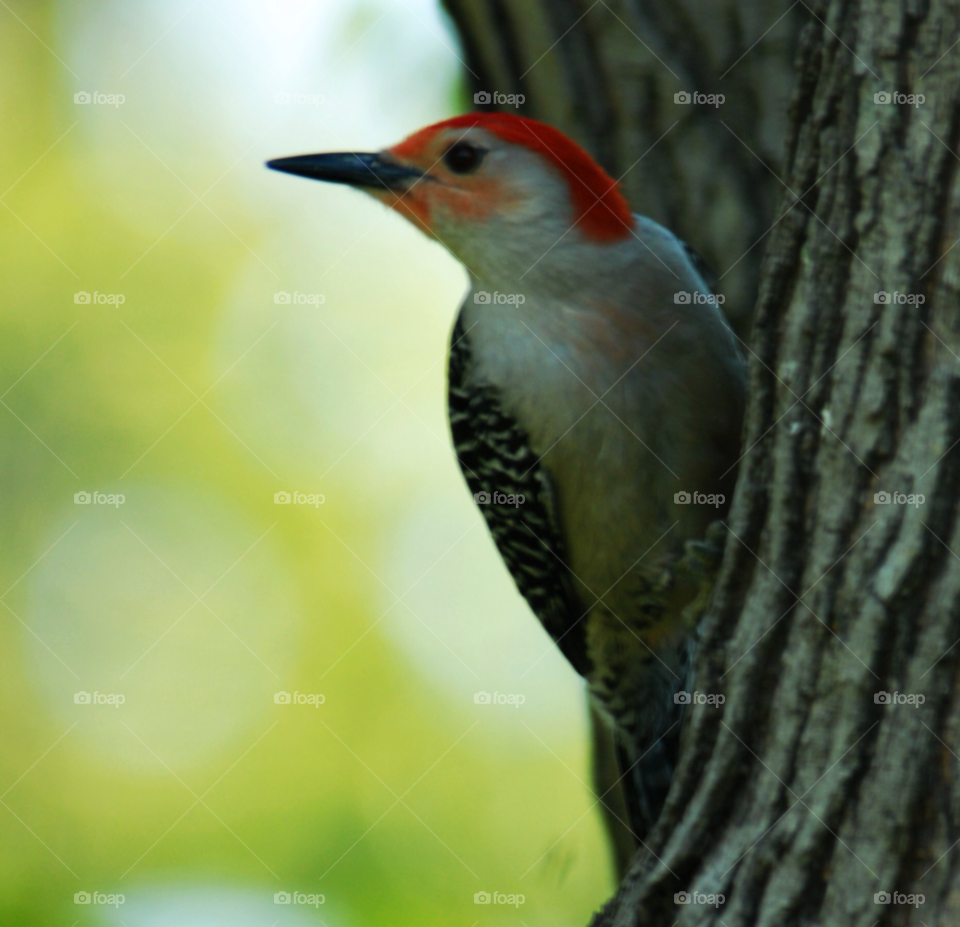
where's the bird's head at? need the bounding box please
[267,113,634,280]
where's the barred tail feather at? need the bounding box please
[615,724,681,843]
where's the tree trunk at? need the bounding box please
[442,0,960,923]
[441,0,803,335]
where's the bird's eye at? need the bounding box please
[444,142,485,174]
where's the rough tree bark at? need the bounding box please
[442,0,960,924]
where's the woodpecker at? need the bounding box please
[268,113,746,843]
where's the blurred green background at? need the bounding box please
[0,1,613,924]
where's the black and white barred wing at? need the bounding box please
[447,314,591,676]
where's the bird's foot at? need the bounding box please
[677,520,727,631]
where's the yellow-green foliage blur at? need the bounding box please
[0,2,613,924]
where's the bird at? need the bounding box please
[267,113,746,845]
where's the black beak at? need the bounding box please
[266,152,423,191]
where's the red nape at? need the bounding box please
[398,113,634,242]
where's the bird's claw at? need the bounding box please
[678,520,727,631]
